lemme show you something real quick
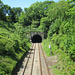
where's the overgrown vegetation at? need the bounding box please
[0,0,30,74]
[0,21,30,74]
[0,0,75,74]
[42,39,75,75]
[41,0,75,74]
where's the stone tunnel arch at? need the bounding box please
[31,34,42,43]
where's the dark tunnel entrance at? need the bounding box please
[31,34,42,43]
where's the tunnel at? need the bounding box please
[31,34,42,43]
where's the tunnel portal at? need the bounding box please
[31,34,42,43]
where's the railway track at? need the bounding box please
[17,43,50,75]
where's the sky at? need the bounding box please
[1,0,59,10]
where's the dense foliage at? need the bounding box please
[0,0,75,74]
[0,21,30,74]
[0,0,30,74]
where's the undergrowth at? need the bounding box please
[53,50,75,75]
[42,39,75,75]
[0,49,26,75]
[0,21,31,75]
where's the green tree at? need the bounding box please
[0,0,6,21]
[10,7,22,22]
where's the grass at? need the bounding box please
[0,49,27,75]
[42,39,58,56]
[52,49,75,75]
[42,39,75,75]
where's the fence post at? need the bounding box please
[49,45,52,55]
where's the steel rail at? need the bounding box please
[22,43,35,75]
[40,43,50,75]
[31,43,36,75]
[38,43,42,75]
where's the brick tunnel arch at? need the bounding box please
[31,34,42,43]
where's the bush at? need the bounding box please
[53,50,75,75]
[0,21,30,75]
